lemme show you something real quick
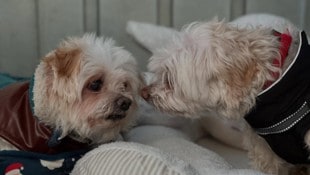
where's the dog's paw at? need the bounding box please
[304,130,310,150]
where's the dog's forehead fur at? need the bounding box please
[64,34,137,72]
[41,34,139,100]
[70,34,139,94]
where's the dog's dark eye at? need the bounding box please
[88,79,103,92]
[123,81,130,90]
[123,82,128,89]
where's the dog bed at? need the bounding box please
[0,68,263,175]
[72,125,265,175]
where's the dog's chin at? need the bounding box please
[105,108,131,121]
[77,114,133,144]
[147,95,199,118]
[95,111,127,122]
[71,104,137,144]
[93,109,135,127]
[107,113,126,120]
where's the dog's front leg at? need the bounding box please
[245,127,291,175]
[302,130,310,174]
[304,130,310,150]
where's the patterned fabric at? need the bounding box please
[0,150,88,175]
[72,142,196,175]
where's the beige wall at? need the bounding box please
[0,0,309,76]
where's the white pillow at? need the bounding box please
[71,142,197,175]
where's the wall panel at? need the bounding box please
[38,0,84,57]
[246,0,302,28]
[0,0,38,77]
[305,0,310,34]
[99,0,157,71]
[0,0,309,76]
[173,0,233,29]
[84,0,99,33]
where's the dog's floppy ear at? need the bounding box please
[202,20,268,118]
[44,48,81,78]
[41,48,82,103]
[126,21,180,53]
[222,62,258,117]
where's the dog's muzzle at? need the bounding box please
[107,96,132,121]
[115,96,132,111]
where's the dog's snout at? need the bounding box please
[116,97,132,111]
[141,87,150,100]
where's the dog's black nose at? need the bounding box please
[115,97,132,111]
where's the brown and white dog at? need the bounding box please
[142,14,310,174]
[0,34,142,164]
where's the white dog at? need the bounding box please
[141,14,310,174]
[0,34,142,174]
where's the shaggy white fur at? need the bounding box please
[142,14,306,174]
[127,21,248,150]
